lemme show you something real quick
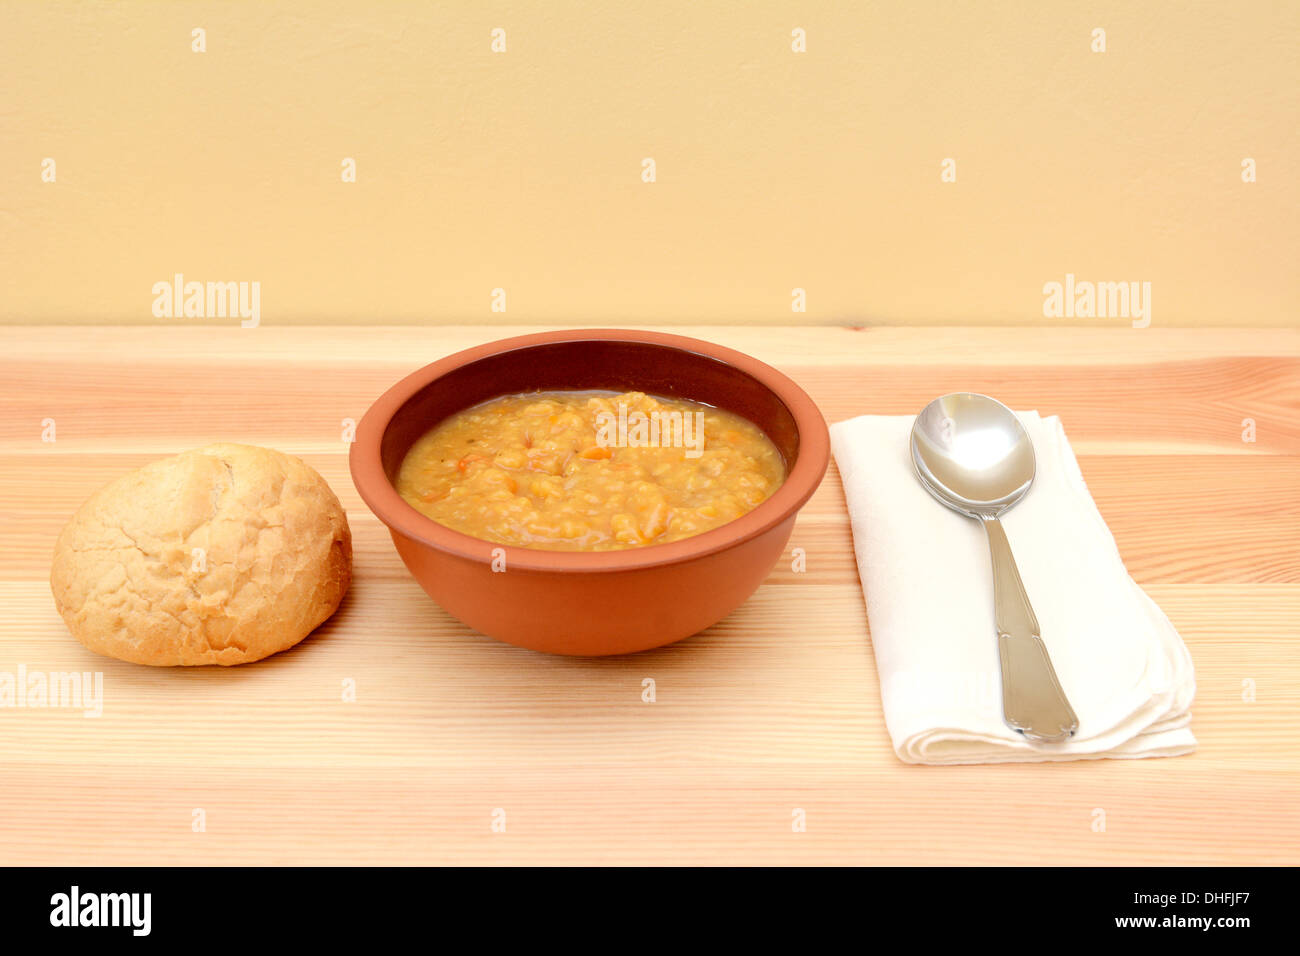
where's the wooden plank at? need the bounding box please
[0,579,1294,864]
[1,325,1297,366]
[3,455,1295,584]
[3,353,1296,455]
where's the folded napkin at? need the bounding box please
[831,411,1196,765]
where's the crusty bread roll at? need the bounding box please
[51,443,351,666]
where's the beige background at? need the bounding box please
[1,0,1297,326]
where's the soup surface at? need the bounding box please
[396,390,785,551]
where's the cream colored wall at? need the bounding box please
[1,0,1295,326]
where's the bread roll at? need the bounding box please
[51,443,351,666]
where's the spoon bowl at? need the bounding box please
[911,392,1035,515]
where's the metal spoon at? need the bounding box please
[910,393,1078,742]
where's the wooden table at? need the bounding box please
[1,325,1296,865]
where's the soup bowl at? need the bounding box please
[349,329,829,655]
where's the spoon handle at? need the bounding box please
[980,516,1079,742]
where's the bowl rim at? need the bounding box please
[349,328,830,573]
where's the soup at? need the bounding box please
[395,390,785,551]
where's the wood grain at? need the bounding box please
[0,325,1296,865]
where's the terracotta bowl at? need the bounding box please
[350,329,829,655]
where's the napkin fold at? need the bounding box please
[830,411,1196,765]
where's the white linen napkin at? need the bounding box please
[830,411,1196,765]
